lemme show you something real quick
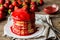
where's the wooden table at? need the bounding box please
[0,0,60,40]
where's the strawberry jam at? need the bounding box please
[44,6,56,14]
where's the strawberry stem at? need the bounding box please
[8,9,11,14]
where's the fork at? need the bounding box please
[39,16,60,39]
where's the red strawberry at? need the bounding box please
[5,0,10,2]
[40,0,43,4]
[0,0,5,4]
[14,6,19,11]
[22,2,29,11]
[4,3,9,8]
[22,5,28,11]
[0,11,3,19]
[9,5,14,9]
[17,0,22,5]
[0,11,6,19]
[22,2,26,6]
[30,5,36,12]
[31,2,35,5]
[30,2,38,12]
[0,6,5,11]
[5,0,11,5]
[39,0,44,5]
[12,1,18,6]
[24,0,31,3]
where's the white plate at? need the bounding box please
[4,17,44,39]
[4,15,44,39]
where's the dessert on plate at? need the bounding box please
[10,9,36,36]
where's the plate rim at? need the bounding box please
[4,20,45,39]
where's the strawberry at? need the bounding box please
[24,0,31,3]
[30,1,38,12]
[22,2,27,6]
[0,5,5,11]
[9,5,14,13]
[22,5,28,11]
[6,0,10,2]
[22,2,30,11]
[9,5,14,9]
[39,0,44,5]
[12,1,18,6]
[4,3,9,8]
[17,0,22,5]
[30,5,35,12]
[31,2,35,5]
[5,0,11,5]
[14,6,19,11]
[40,0,43,4]
[0,11,6,19]
[0,11,3,19]
[0,0,5,4]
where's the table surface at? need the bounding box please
[0,0,60,40]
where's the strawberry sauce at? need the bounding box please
[10,9,36,36]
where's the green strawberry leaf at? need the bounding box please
[8,9,11,14]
